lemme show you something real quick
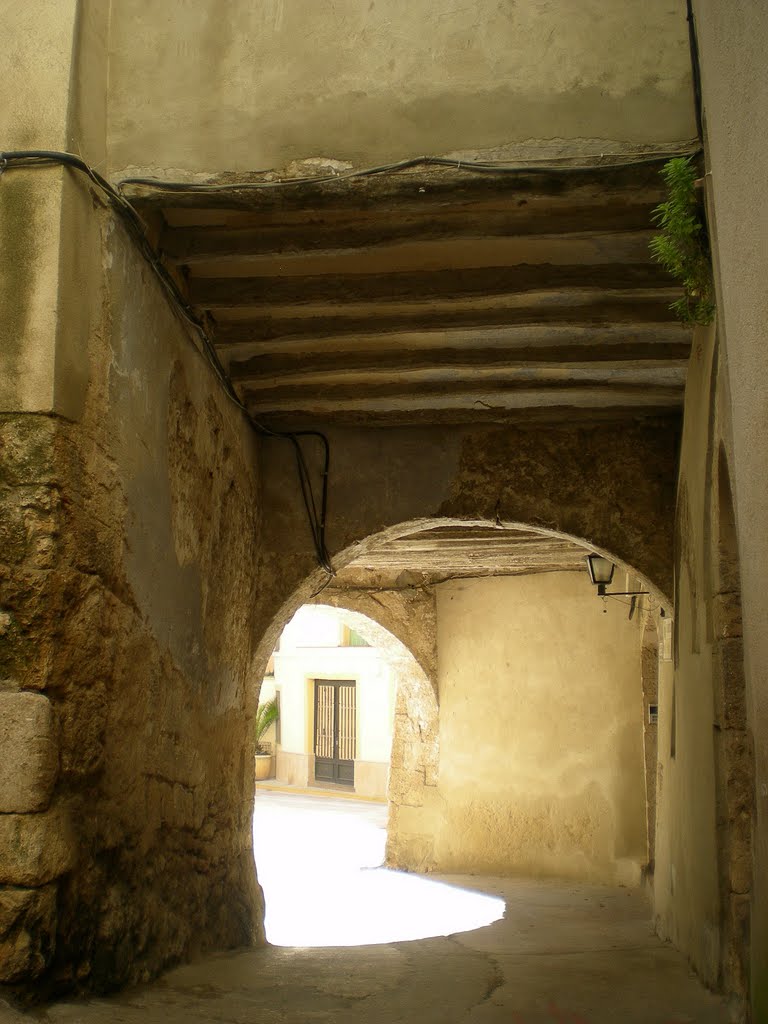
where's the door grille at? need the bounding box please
[314,680,356,785]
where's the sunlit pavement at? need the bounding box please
[31,792,731,1023]
[252,790,505,946]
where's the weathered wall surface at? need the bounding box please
[1,1,110,420]
[654,324,721,990]
[0,187,264,993]
[317,587,438,694]
[655,317,754,1013]
[255,418,679,654]
[107,0,696,177]
[386,659,441,873]
[688,4,768,1016]
[430,573,647,883]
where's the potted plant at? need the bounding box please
[254,697,279,781]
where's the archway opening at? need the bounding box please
[248,518,670,948]
[252,603,503,945]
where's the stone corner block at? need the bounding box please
[0,806,76,887]
[0,691,58,813]
[0,883,56,983]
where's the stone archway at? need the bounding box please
[251,513,671,689]
[251,516,666,881]
[308,602,440,871]
[256,418,678,658]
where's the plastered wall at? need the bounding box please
[654,324,721,989]
[0,1,106,419]
[654,323,755,1010]
[257,420,679,634]
[688,4,768,1016]
[430,573,648,883]
[106,0,696,178]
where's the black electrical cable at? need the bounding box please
[116,148,702,195]
[686,0,705,143]
[0,149,335,575]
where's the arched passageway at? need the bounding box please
[254,601,438,864]
[250,519,668,887]
[254,417,678,672]
[3,1,765,1014]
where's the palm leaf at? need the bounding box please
[254,698,279,752]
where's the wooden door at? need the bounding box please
[314,680,356,785]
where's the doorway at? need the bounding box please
[314,680,356,785]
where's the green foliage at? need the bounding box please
[649,157,715,326]
[254,698,279,754]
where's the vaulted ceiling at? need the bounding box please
[333,523,591,587]
[126,158,690,429]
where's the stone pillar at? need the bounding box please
[1,0,107,418]
[0,0,107,986]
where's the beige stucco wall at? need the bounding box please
[689,4,768,1016]
[0,1,108,419]
[654,324,722,988]
[430,573,647,883]
[106,0,696,178]
[4,1,79,152]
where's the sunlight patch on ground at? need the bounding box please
[252,792,505,947]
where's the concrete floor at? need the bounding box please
[3,792,729,1023]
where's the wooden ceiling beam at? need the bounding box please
[241,381,684,416]
[162,223,658,265]
[190,263,671,308]
[227,342,691,384]
[236,363,687,396]
[214,323,688,362]
[211,296,680,347]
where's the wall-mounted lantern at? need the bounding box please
[585,554,649,600]
[585,554,615,596]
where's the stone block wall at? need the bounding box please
[0,203,265,996]
[0,415,76,984]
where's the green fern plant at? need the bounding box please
[649,157,715,325]
[254,698,279,754]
